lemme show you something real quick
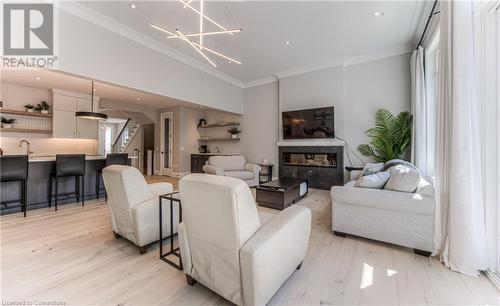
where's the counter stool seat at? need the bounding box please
[96,153,128,201]
[49,154,86,211]
[0,155,29,217]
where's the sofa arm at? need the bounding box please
[148,182,173,197]
[240,205,311,306]
[245,163,262,183]
[202,164,224,175]
[132,197,179,247]
[350,170,363,181]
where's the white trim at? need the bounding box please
[277,139,345,147]
[51,88,100,102]
[244,45,413,87]
[57,1,245,88]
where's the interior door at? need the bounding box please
[160,112,173,176]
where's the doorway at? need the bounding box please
[160,112,173,176]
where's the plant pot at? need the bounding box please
[231,134,238,139]
[26,109,34,112]
[41,110,49,114]
[3,124,13,128]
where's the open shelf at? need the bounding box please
[198,138,240,142]
[0,128,53,134]
[199,122,240,128]
[0,109,53,118]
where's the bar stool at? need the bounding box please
[49,154,86,211]
[0,155,29,217]
[96,153,128,200]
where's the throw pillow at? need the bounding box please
[382,159,420,174]
[355,171,391,189]
[360,163,384,177]
[384,164,421,193]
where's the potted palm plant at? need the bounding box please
[24,104,35,112]
[358,109,413,163]
[228,127,241,139]
[1,117,17,128]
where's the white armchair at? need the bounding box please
[102,165,176,254]
[178,174,311,306]
[202,155,261,187]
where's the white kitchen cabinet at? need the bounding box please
[51,90,99,140]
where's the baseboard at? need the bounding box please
[171,172,190,178]
[153,169,161,176]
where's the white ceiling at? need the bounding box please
[79,0,428,84]
[1,69,204,109]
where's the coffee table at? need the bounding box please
[256,178,308,210]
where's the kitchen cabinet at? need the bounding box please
[51,90,99,139]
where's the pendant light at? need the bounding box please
[75,81,108,120]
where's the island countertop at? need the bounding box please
[24,155,139,162]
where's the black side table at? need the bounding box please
[258,164,273,184]
[159,191,183,270]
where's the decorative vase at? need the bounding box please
[27,109,34,113]
[3,124,12,128]
[41,110,49,114]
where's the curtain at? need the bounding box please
[434,0,488,276]
[410,47,429,177]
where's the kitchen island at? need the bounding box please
[0,155,136,215]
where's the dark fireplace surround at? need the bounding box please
[279,146,344,190]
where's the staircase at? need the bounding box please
[113,119,141,153]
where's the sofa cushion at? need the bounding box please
[384,165,421,193]
[355,171,390,189]
[225,171,255,181]
[208,155,246,171]
[331,184,435,215]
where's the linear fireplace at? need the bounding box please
[279,146,343,190]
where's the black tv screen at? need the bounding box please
[282,107,335,139]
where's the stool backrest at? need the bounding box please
[55,154,86,177]
[0,155,28,182]
[105,153,128,167]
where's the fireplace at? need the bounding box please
[279,146,343,190]
[282,152,337,168]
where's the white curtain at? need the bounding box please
[434,0,488,276]
[410,47,429,177]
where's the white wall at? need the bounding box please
[57,5,244,114]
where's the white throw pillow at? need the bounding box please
[384,164,421,193]
[360,162,384,177]
[355,171,391,189]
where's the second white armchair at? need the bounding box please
[202,155,261,186]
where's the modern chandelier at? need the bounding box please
[151,0,242,67]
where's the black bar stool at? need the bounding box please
[49,154,86,211]
[96,153,128,200]
[0,155,29,217]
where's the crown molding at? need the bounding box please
[243,44,413,87]
[56,1,245,88]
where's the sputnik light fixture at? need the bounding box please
[151,0,242,66]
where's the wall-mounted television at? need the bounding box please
[282,107,335,139]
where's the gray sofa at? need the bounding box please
[202,155,261,187]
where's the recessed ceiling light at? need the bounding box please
[285,41,291,45]
[130,4,136,9]
[35,76,41,80]
[136,97,141,101]
[373,11,384,17]
[93,88,97,91]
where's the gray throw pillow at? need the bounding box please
[382,159,420,174]
[384,164,421,193]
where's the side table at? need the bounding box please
[159,191,183,270]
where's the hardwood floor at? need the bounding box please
[1,183,499,305]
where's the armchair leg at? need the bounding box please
[138,245,148,254]
[296,261,303,270]
[113,232,120,239]
[186,274,197,286]
[333,231,346,237]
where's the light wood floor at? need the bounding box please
[1,178,499,305]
